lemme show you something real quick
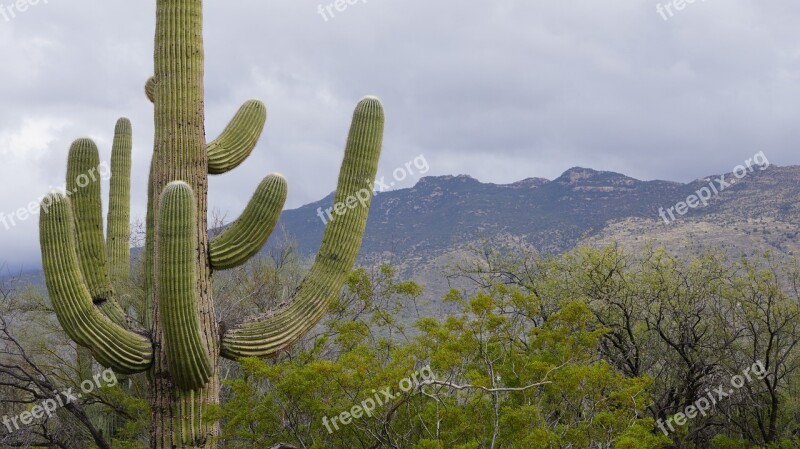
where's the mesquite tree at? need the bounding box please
[38,1,384,447]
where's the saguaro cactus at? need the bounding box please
[38,1,384,447]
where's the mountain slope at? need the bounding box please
[268,165,800,264]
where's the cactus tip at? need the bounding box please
[114,118,132,134]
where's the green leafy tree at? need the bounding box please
[220,264,668,449]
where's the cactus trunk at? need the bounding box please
[149,1,219,446]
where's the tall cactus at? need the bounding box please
[39,1,384,447]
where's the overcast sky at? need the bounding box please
[1,0,799,269]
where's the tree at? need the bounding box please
[441,242,800,448]
[220,264,668,448]
[711,255,800,446]
[0,275,124,449]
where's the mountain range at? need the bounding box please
[269,164,800,262]
[10,165,800,305]
[251,163,800,308]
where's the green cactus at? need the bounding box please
[39,1,384,446]
[145,76,156,104]
[107,118,133,294]
[221,98,383,359]
[207,99,267,174]
[65,137,130,328]
[209,173,287,270]
[39,191,153,373]
[157,181,213,390]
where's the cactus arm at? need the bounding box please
[39,193,152,374]
[106,119,133,291]
[145,76,156,103]
[67,138,113,301]
[207,100,267,175]
[157,182,212,391]
[94,293,129,328]
[67,138,130,327]
[209,174,287,271]
[220,97,383,359]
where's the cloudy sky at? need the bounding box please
[0,0,799,269]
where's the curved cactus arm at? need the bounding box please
[67,138,129,327]
[209,174,287,271]
[207,99,267,175]
[39,193,152,374]
[220,96,384,359]
[145,76,156,103]
[157,181,212,391]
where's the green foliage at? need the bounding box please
[218,262,664,449]
[212,244,800,448]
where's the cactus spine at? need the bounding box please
[39,1,384,447]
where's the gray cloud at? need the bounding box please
[1,0,799,268]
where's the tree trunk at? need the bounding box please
[147,1,220,447]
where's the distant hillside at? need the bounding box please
[267,165,800,264]
[247,164,800,313]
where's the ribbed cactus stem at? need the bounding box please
[67,138,129,327]
[209,174,287,270]
[157,181,212,391]
[207,100,267,174]
[220,96,384,359]
[107,118,133,292]
[39,193,152,374]
[150,1,219,444]
[67,138,113,301]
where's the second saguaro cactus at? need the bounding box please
[39,1,385,447]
